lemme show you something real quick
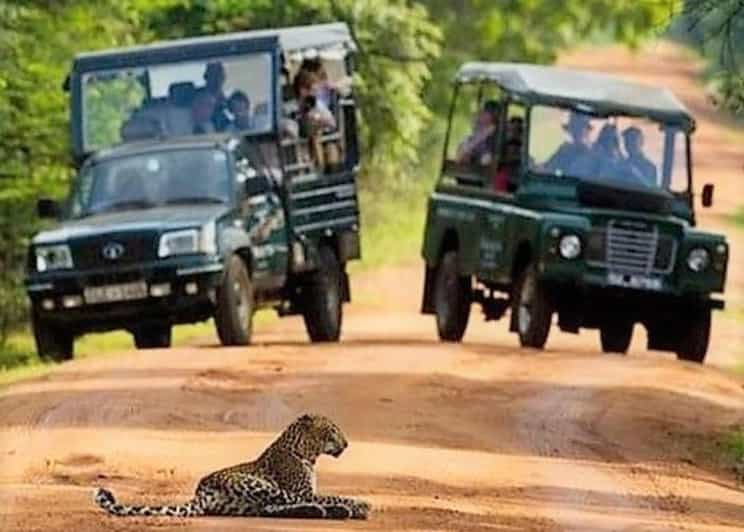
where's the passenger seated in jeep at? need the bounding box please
[227,91,253,131]
[192,91,218,135]
[457,100,500,167]
[622,126,657,186]
[587,123,624,181]
[544,111,593,176]
[493,116,524,192]
[203,62,231,132]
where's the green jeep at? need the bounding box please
[421,63,728,363]
[25,24,362,360]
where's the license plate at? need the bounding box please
[84,281,148,304]
[607,272,662,291]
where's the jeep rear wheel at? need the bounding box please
[133,325,172,349]
[32,312,74,362]
[600,320,633,354]
[513,263,552,349]
[215,255,255,346]
[676,306,711,364]
[434,250,472,342]
[302,246,343,343]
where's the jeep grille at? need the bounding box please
[586,220,677,274]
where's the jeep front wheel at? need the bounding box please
[676,306,711,364]
[600,320,633,354]
[513,263,552,349]
[215,255,255,346]
[302,246,343,342]
[32,312,74,362]
[434,250,472,342]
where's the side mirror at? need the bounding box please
[702,183,714,208]
[244,174,272,197]
[37,198,60,219]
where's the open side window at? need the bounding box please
[279,52,357,182]
[442,83,504,188]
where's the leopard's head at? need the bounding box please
[284,413,349,461]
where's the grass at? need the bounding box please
[732,206,744,228]
[723,427,744,482]
[0,320,216,386]
[352,176,434,270]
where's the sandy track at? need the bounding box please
[1,42,743,531]
[1,268,743,532]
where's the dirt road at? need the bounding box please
[1,43,743,531]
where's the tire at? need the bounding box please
[434,250,472,342]
[600,320,633,354]
[302,246,343,343]
[676,306,711,364]
[32,312,74,362]
[215,255,255,346]
[133,325,172,349]
[512,263,552,349]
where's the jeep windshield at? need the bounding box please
[528,106,689,194]
[81,53,273,152]
[69,148,232,218]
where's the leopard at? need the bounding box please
[94,413,370,520]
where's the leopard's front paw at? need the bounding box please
[351,499,371,520]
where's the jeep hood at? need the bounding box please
[33,205,231,245]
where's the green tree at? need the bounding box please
[671,0,744,113]
[419,0,682,113]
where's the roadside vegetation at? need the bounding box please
[733,207,744,227]
[723,427,744,482]
[0,323,214,384]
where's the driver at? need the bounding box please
[622,127,657,186]
[544,111,593,176]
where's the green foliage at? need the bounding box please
[418,0,682,113]
[733,206,744,227]
[0,194,40,345]
[724,427,744,479]
[84,77,146,151]
[671,0,744,113]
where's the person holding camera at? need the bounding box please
[293,69,337,137]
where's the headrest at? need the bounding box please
[169,82,196,107]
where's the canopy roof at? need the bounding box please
[456,62,693,129]
[73,23,356,70]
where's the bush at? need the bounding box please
[0,191,39,346]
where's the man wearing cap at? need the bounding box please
[622,126,657,186]
[544,111,593,176]
[456,100,501,166]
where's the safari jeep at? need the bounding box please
[25,24,362,360]
[421,63,728,363]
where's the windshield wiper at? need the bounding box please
[87,199,157,215]
[162,196,227,205]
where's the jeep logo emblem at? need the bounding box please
[102,242,125,260]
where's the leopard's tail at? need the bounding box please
[94,487,205,517]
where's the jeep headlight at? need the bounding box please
[159,229,199,258]
[158,224,217,258]
[686,247,710,272]
[35,244,73,272]
[558,234,582,260]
